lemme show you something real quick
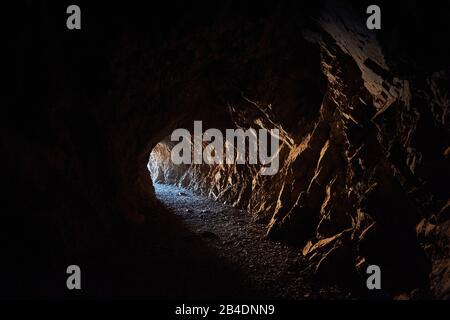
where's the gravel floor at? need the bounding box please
[154,183,346,299]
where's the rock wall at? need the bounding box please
[148,2,450,298]
[5,0,449,298]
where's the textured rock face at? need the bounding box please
[5,1,449,298]
[147,3,450,298]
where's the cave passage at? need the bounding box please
[147,141,345,299]
[4,1,449,300]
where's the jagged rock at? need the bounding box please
[5,1,449,298]
[302,229,355,284]
[145,3,449,296]
[416,218,437,242]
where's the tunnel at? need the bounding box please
[4,1,450,300]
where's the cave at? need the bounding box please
[4,0,450,301]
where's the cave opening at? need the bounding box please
[148,141,173,185]
[145,135,326,300]
[147,133,252,213]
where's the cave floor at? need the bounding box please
[154,183,347,300]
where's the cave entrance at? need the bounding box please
[146,137,314,299]
[146,135,243,236]
[148,141,174,184]
[147,136,224,210]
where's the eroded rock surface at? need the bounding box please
[148,2,450,298]
[5,1,449,298]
